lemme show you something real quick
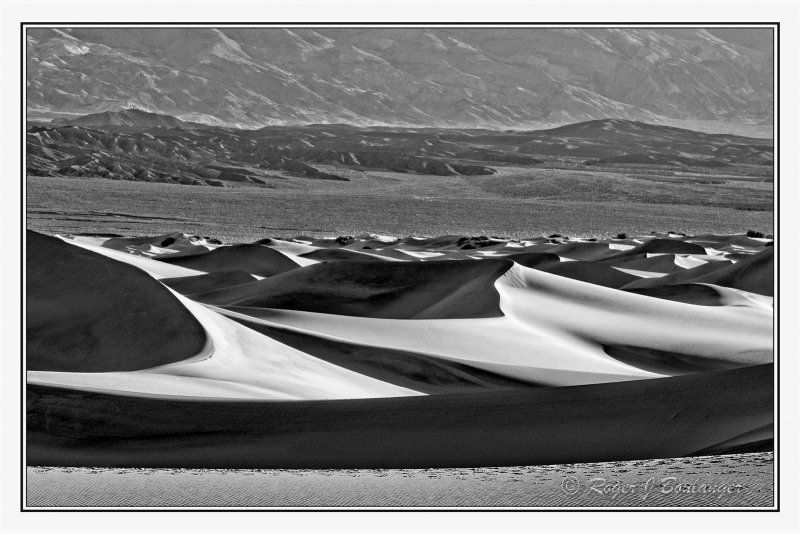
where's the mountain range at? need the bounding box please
[26,27,773,130]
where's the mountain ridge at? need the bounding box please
[51,108,199,129]
[26,27,773,130]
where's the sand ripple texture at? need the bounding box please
[26,452,773,508]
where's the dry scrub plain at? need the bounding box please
[26,164,773,243]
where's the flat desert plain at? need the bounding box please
[26,118,775,241]
[27,452,773,508]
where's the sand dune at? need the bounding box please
[190,259,514,320]
[28,287,419,400]
[624,283,773,308]
[299,247,392,262]
[624,283,730,306]
[102,232,218,257]
[603,238,709,258]
[622,260,731,289]
[27,364,773,468]
[157,243,301,277]
[26,231,207,372]
[536,260,639,288]
[603,253,693,274]
[499,263,771,363]
[218,305,660,386]
[624,247,773,297]
[548,241,620,261]
[253,237,319,253]
[160,270,258,296]
[63,235,206,279]
[26,230,774,467]
[688,234,773,251]
[684,247,774,296]
[223,318,542,394]
[503,251,562,269]
[223,261,770,388]
[252,238,321,266]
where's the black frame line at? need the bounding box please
[20,21,780,513]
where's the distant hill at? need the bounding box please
[26,27,773,129]
[52,108,197,129]
[25,118,773,187]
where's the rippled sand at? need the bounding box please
[26,452,772,508]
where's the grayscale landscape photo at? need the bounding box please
[25,26,775,508]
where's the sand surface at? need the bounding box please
[26,452,773,508]
[25,230,774,470]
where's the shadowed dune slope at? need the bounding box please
[623,248,773,296]
[160,270,258,296]
[26,231,207,372]
[601,344,763,375]
[158,243,300,277]
[299,248,391,262]
[343,247,427,261]
[602,238,708,260]
[726,252,758,262]
[190,259,515,319]
[621,283,772,309]
[686,248,774,297]
[102,233,194,251]
[26,364,773,468]
[253,237,319,254]
[538,261,640,288]
[391,235,469,249]
[603,253,689,274]
[620,260,730,290]
[623,284,728,306]
[688,234,772,249]
[101,233,216,258]
[548,242,620,261]
[503,252,561,269]
[226,316,542,394]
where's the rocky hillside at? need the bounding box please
[26,27,773,129]
[25,114,773,187]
